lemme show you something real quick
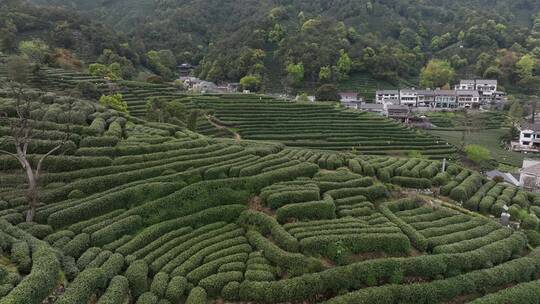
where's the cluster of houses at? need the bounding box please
[375,80,505,109]
[338,79,505,122]
[178,76,240,94]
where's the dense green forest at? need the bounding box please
[3,0,540,92]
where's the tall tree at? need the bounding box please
[0,84,72,222]
[420,59,455,89]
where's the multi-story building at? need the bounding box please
[456,90,480,108]
[513,123,540,152]
[416,90,435,107]
[433,90,458,108]
[375,90,399,105]
[455,80,476,91]
[399,89,418,107]
[338,92,364,109]
[374,79,503,109]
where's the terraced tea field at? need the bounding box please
[189,96,457,159]
[2,84,540,304]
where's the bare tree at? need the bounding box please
[0,83,71,222]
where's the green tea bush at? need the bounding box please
[136,292,158,304]
[125,260,149,298]
[90,215,143,247]
[56,268,106,304]
[80,136,120,148]
[432,172,450,186]
[266,189,320,209]
[185,287,207,304]
[199,271,243,297]
[276,195,336,223]
[150,272,169,298]
[246,230,323,276]
[165,276,187,303]
[237,210,299,252]
[391,176,432,189]
[63,233,90,258]
[11,242,31,274]
[96,275,129,304]
[99,253,125,280]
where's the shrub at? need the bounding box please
[246,230,323,276]
[63,233,90,258]
[185,287,207,304]
[80,136,120,148]
[391,176,432,189]
[0,240,60,304]
[96,275,129,304]
[276,195,336,223]
[165,276,187,303]
[222,281,241,301]
[379,203,428,251]
[522,214,540,230]
[237,210,299,252]
[125,260,149,298]
[199,271,243,296]
[150,272,169,298]
[266,189,320,209]
[67,190,86,200]
[11,242,31,274]
[56,268,106,304]
[77,247,101,269]
[136,292,158,304]
[326,184,389,201]
[99,253,125,280]
[433,172,450,186]
[100,94,128,113]
[91,215,143,247]
[478,196,496,214]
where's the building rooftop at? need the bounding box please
[376,90,399,95]
[521,122,540,132]
[456,90,480,97]
[476,79,497,85]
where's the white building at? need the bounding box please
[455,80,476,91]
[513,123,540,152]
[338,92,363,109]
[399,89,418,107]
[476,79,498,97]
[456,90,480,108]
[376,90,399,105]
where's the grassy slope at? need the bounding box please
[427,128,525,167]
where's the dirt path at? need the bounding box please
[205,115,241,141]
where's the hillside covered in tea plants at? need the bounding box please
[2,63,540,303]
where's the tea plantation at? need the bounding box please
[188,96,456,159]
[1,85,540,303]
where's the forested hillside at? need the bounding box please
[20,0,540,92]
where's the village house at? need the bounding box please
[399,89,418,107]
[373,79,504,110]
[455,79,476,91]
[387,105,410,122]
[513,122,540,152]
[416,90,435,107]
[339,92,364,109]
[359,103,384,115]
[376,90,399,105]
[456,90,480,108]
[433,90,458,108]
